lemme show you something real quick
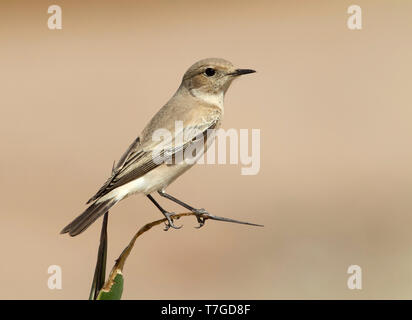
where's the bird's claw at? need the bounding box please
[194,208,208,229]
[163,212,182,231]
[194,218,205,229]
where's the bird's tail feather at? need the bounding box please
[61,198,118,237]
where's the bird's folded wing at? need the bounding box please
[86,136,143,203]
[87,117,219,203]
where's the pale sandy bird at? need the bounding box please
[61,58,256,236]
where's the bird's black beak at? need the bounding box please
[229,69,256,76]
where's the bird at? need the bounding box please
[61,58,256,236]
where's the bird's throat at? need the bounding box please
[190,89,224,110]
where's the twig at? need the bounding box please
[100,212,263,293]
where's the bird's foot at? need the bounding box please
[162,212,182,231]
[192,208,209,229]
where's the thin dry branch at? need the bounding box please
[100,212,263,293]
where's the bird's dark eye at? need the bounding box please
[204,68,216,77]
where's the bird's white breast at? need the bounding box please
[191,89,224,110]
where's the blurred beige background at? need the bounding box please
[1,0,412,299]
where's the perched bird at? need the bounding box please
[61,58,256,236]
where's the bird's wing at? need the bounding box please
[87,116,219,203]
[86,136,144,203]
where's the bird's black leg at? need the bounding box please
[157,190,208,228]
[146,194,182,231]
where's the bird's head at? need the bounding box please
[181,58,255,101]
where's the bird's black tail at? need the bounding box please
[61,198,118,237]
